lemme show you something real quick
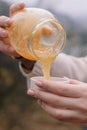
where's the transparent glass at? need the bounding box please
[7,8,66,60]
[7,8,66,79]
[29,76,69,89]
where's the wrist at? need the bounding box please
[14,56,36,72]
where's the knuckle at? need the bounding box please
[54,110,64,120]
[52,96,62,107]
[54,98,60,106]
[79,102,87,112]
[43,80,53,90]
[61,87,69,95]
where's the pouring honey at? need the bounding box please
[7,8,66,79]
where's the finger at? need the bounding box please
[38,101,86,125]
[28,88,81,110]
[70,79,85,84]
[0,16,12,27]
[35,80,82,97]
[10,2,25,16]
[0,41,17,56]
[0,27,8,38]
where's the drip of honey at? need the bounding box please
[32,25,57,79]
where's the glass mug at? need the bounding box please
[7,8,66,61]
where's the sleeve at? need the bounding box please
[50,53,87,82]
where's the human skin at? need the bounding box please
[28,79,87,125]
[0,2,25,57]
[1,1,87,126]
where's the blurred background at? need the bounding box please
[0,0,87,130]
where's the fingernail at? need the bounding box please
[35,80,42,86]
[16,3,24,9]
[27,89,35,96]
[5,19,12,26]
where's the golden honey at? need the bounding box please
[7,8,66,79]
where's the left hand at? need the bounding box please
[27,78,87,125]
[0,2,25,57]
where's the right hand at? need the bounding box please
[28,79,87,125]
[0,2,25,57]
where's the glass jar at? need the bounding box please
[7,8,66,60]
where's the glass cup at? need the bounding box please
[29,76,69,89]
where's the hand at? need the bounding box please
[0,2,25,57]
[28,79,87,125]
[0,2,36,73]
